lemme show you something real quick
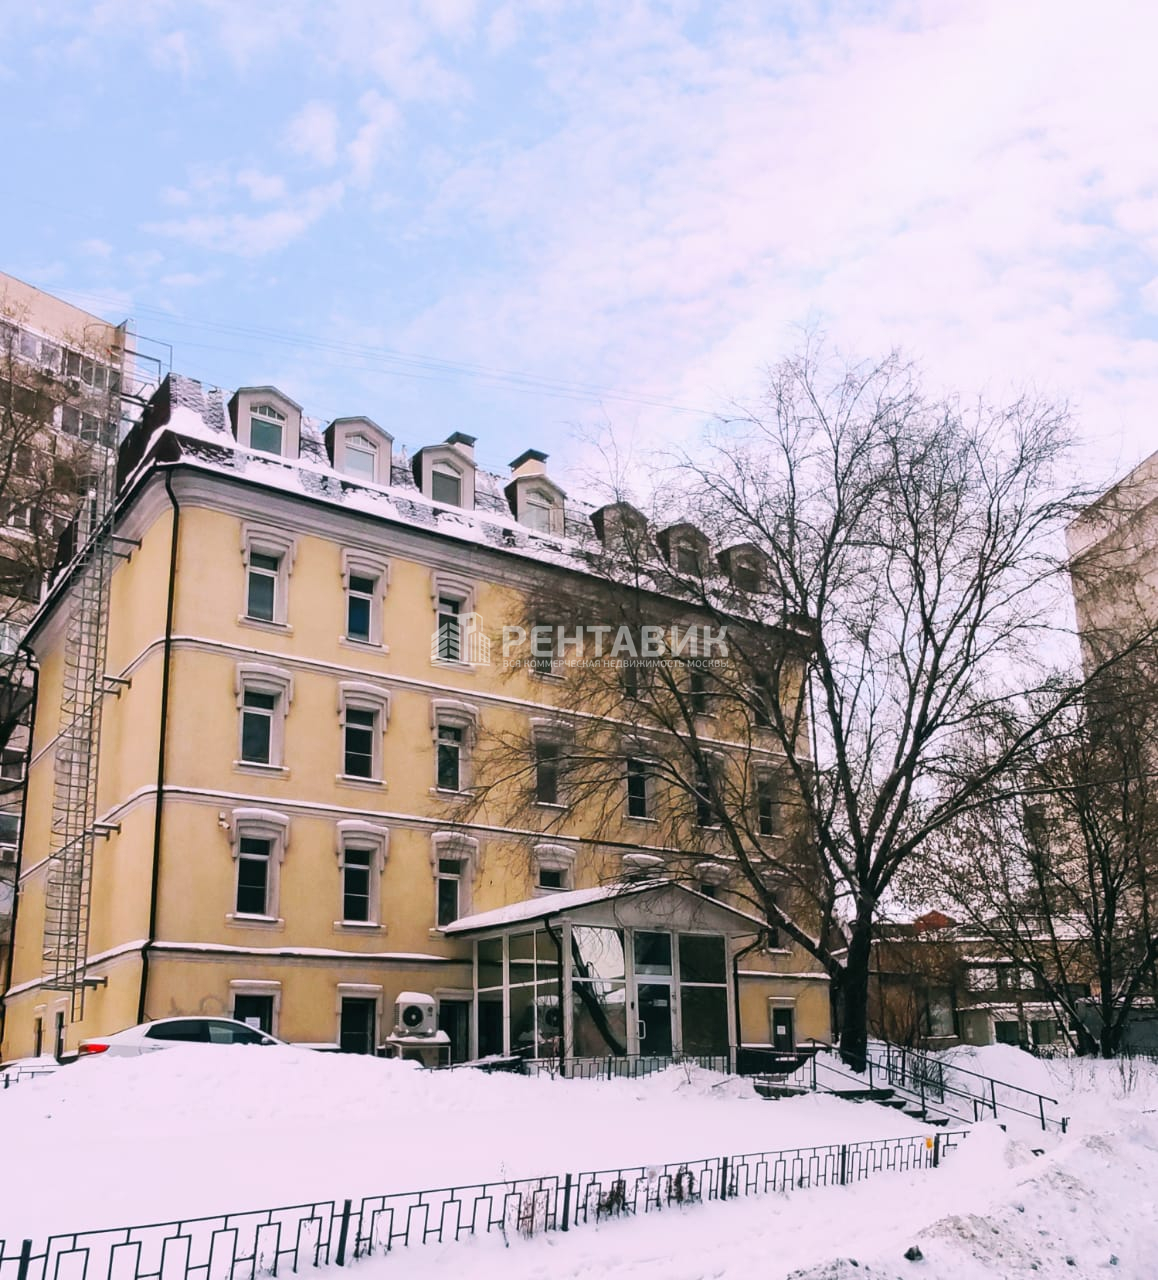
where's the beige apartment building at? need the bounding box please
[1,372,830,1063]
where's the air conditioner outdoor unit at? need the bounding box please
[393,991,436,1038]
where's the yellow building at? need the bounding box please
[1,374,830,1064]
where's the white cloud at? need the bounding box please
[401,0,1158,473]
[146,181,345,257]
[236,169,289,203]
[286,100,341,167]
[347,91,400,186]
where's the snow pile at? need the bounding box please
[0,1049,926,1240]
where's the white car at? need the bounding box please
[78,1016,286,1058]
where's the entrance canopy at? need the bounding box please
[443,881,765,1066]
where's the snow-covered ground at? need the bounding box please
[3,1045,1156,1278]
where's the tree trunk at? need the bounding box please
[839,918,873,1072]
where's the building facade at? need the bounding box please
[1,373,830,1063]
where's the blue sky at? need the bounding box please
[2,0,1157,483]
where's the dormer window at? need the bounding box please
[676,542,701,575]
[326,417,393,485]
[431,462,462,506]
[229,387,303,460]
[344,435,377,480]
[250,405,287,456]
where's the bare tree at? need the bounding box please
[914,659,1158,1057]
[468,342,1120,1070]
[0,313,104,754]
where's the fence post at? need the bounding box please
[335,1199,353,1266]
[989,1079,997,1119]
[561,1174,572,1232]
[867,1056,874,1090]
[933,1134,940,1169]
[1038,1095,1046,1132]
[719,1157,729,1201]
[16,1240,32,1280]
[839,1144,848,1186]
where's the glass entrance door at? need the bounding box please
[638,983,674,1055]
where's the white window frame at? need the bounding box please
[341,549,389,648]
[235,663,294,772]
[755,771,780,837]
[229,980,282,1036]
[533,843,576,895]
[227,808,290,924]
[430,459,464,507]
[431,699,479,793]
[429,831,480,928]
[530,718,570,808]
[336,820,389,928]
[241,524,297,629]
[249,403,287,456]
[329,417,392,484]
[338,682,390,785]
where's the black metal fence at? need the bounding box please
[522,1053,731,1080]
[0,1130,966,1280]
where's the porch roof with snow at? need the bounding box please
[442,880,767,938]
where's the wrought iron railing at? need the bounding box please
[0,1130,966,1280]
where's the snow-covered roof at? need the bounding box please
[442,880,768,935]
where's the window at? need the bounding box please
[756,775,779,837]
[524,489,556,533]
[733,560,761,592]
[535,739,560,805]
[530,622,560,677]
[342,848,373,921]
[344,708,376,778]
[436,596,462,661]
[432,701,477,793]
[339,684,389,783]
[750,683,773,729]
[236,837,272,914]
[241,690,277,764]
[250,404,286,456]
[533,844,575,894]
[227,808,289,922]
[241,526,295,627]
[247,553,279,622]
[431,464,462,506]
[335,821,388,925]
[437,857,463,925]
[437,725,463,791]
[626,757,653,819]
[33,1016,43,1058]
[342,550,388,647]
[232,993,276,1035]
[676,543,701,575]
[688,665,709,715]
[694,765,717,828]
[343,435,377,479]
[236,665,292,769]
[346,575,376,642]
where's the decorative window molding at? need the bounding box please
[429,572,485,666]
[241,524,297,627]
[338,683,390,783]
[235,664,293,769]
[229,979,282,1036]
[430,831,480,927]
[533,842,576,894]
[341,548,390,647]
[431,700,479,792]
[227,808,290,922]
[413,437,478,509]
[336,820,389,926]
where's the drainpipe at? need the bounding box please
[137,469,180,1025]
[0,648,39,1049]
[732,936,762,1072]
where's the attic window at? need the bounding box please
[344,435,377,480]
[525,489,555,532]
[676,543,701,575]
[431,463,462,507]
[734,560,761,592]
[250,405,287,457]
